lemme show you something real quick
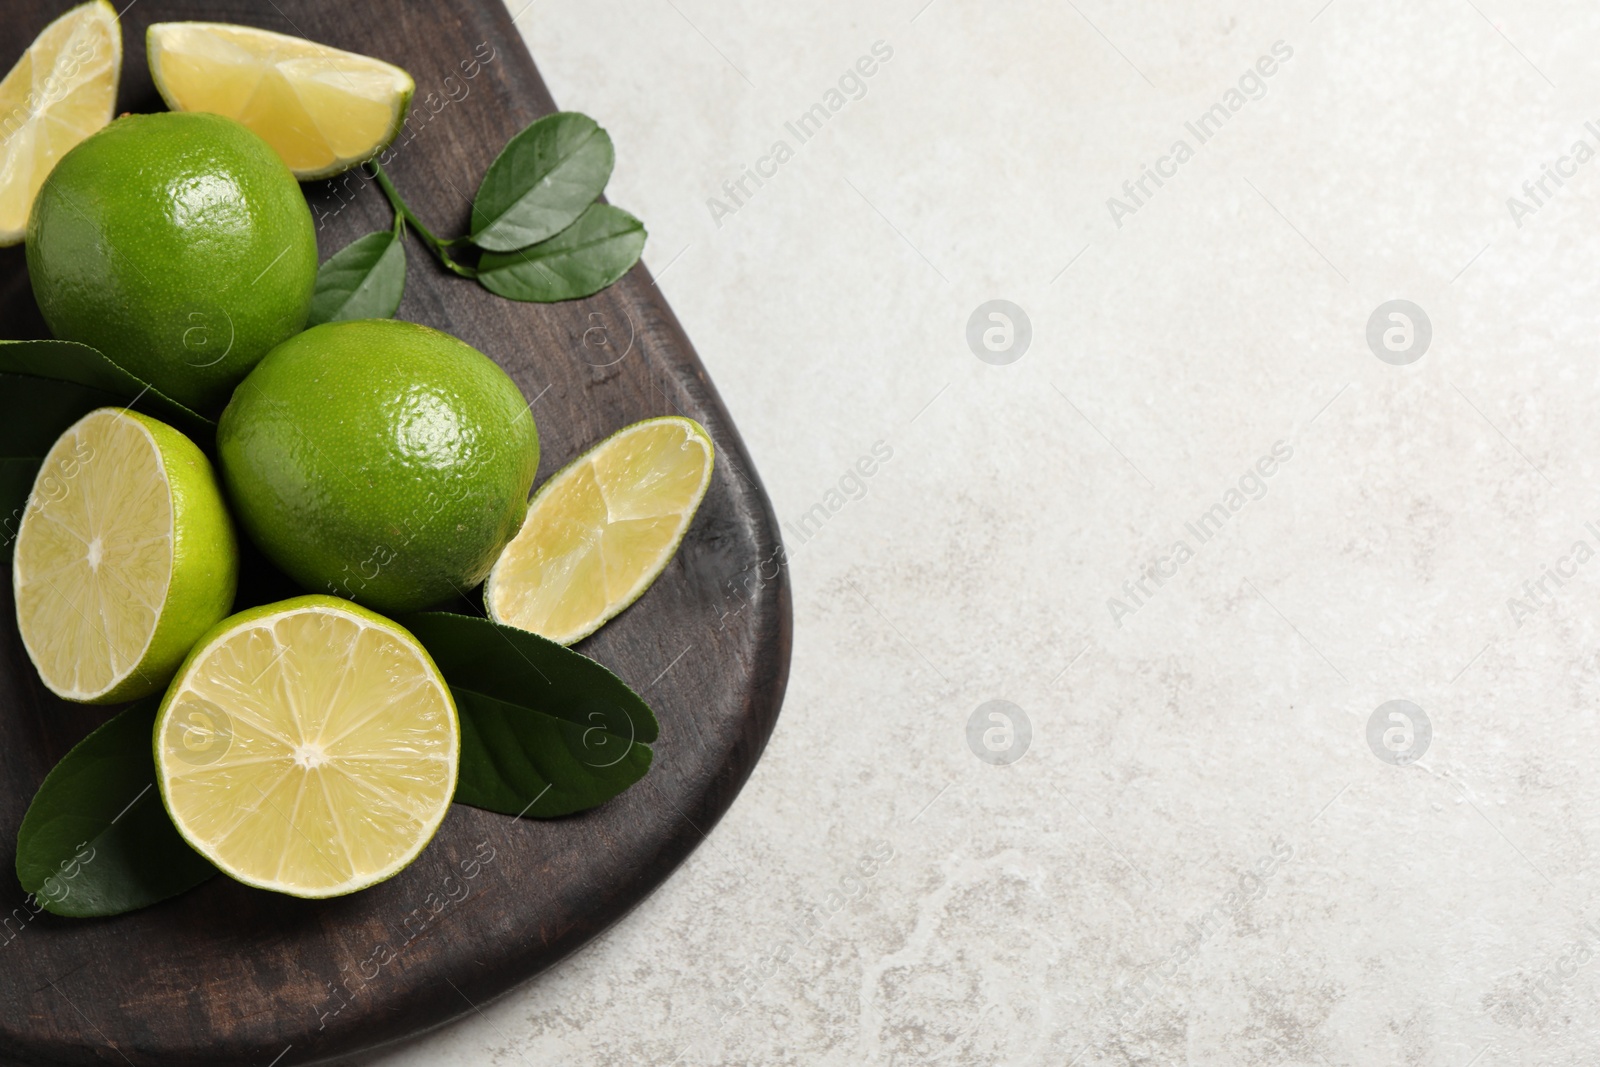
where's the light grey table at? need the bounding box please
[362,1,1600,1063]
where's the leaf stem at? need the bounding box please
[368,162,477,278]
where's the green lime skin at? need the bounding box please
[108,409,240,702]
[216,319,540,614]
[25,112,317,415]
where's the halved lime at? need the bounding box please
[0,0,121,245]
[154,595,459,899]
[486,416,714,645]
[147,22,413,180]
[12,408,237,704]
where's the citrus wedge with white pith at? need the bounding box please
[0,0,121,245]
[486,416,714,645]
[155,596,459,899]
[147,22,413,180]
[13,408,237,704]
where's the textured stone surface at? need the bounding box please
[359,0,1600,1062]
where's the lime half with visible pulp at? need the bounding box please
[12,407,238,704]
[154,595,459,899]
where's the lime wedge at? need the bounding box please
[12,408,237,704]
[486,416,714,645]
[147,22,413,180]
[154,595,459,898]
[0,0,121,245]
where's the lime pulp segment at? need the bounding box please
[155,596,459,898]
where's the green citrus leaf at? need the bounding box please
[403,612,657,818]
[307,226,407,326]
[0,339,215,442]
[15,700,216,918]
[469,112,615,253]
[476,204,646,303]
[0,372,125,561]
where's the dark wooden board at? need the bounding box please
[0,2,791,1063]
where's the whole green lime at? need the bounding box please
[217,319,540,614]
[26,112,317,414]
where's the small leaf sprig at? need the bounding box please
[310,112,648,322]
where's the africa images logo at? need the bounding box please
[1106,440,1294,626]
[1106,40,1294,229]
[706,41,895,227]
[1505,120,1600,229]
